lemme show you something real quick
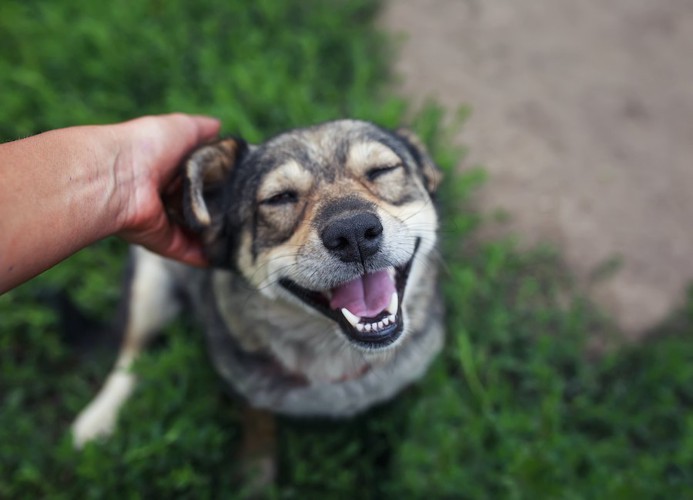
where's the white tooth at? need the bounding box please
[377,321,385,330]
[383,317,390,326]
[357,323,365,332]
[341,308,361,328]
[387,292,399,315]
[388,314,396,323]
[364,323,372,332]
[387,267,396,280]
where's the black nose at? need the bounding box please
[321,212,384,263]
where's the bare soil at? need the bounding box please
[381,0,693,338]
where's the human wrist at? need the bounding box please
[101,121,142,237]
[67,123,132,240]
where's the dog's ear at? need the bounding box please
[182,136,248,231]
[395,128,442,195]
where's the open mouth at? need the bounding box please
[279,239,420,349]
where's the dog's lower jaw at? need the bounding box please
[278,276,404,350]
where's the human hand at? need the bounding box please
[110,113,221,266]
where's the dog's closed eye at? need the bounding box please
[366,164,402,182]
[261,190,299,206]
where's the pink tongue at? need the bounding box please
[329,270,395,318]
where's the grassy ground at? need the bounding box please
[1,1,692,498]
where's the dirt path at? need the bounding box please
[381,0,693,338]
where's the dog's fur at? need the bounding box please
[72,120,444,454]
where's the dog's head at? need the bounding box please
[182,120,441,351]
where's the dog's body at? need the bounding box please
[72,120,444,451]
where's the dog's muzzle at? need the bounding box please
[277,196,421,349]
[279,232,420,350]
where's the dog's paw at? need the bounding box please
[71,370,135,448]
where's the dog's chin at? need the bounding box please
[278,240,419,351]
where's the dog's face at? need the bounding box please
[183,120,440,352]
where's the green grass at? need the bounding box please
[1,1,692,498]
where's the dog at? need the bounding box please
[71,119,444,479]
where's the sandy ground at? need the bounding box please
[381,0,693,338]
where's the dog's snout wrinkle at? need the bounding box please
[321,212,383,263]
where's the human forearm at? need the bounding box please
[1,125,123,292]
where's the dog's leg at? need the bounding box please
[239,405,278,493]
[72,247,181,447]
